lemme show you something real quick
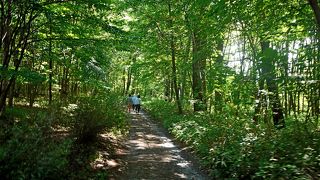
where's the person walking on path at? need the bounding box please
[131,95,137,112]
[127,94,133,112]
[136,95,141,113]
[132,94,141,113]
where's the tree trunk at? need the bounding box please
[0,1,34,116]
[164,77,170,101]
[60,66,69,101]
[192,30,207,112]
[214,38,224,112]
[308,0,320,120]
[260,41,285,128]
[0,0,13,116]
[308,0,320,30]
[8,79,15,108]
[168,1,182,114]
[170,38,182,113]
[126,66,132,94]
[284,42,290,117]
[180,34,191,107]
[253,74,265,123]
[48,19,53,105]
[122,68,126,95]
[8,51,20,108]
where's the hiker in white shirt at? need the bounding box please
[132,95,141,113]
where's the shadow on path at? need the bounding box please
[111,110,209,180]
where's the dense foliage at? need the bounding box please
[0,92,127,179]
[122,1,320,178]
[0,1,128,178]
[145,100,320,179]
[0,0,320,179]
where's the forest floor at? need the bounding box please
[107,110,210,180]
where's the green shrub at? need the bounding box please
[71,94,128,144]
[72,99,109,143]
[0,92,128,179]
[145,99,320,179]
[0,114,72,179]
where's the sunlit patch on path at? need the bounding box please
[111,111,209,180]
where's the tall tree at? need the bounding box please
[191,27,207,112]
[168,1,183,114]
[259,41,285,127]
[0,1,39,116]
[308,0,320,30]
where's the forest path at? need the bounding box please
[109,110,209,180]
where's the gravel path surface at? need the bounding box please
[112,110,210,180]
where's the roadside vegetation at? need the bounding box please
[0,92,128,179]
[145,100,320,179]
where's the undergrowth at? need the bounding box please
[0,92,128,179]
[145,99,320,179]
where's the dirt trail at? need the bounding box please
[111,110,209,180]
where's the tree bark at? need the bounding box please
[0,0,13,116]
[214,38,224,112]
[0,1,35,116]
[8,79,15,108]
[122,68,126,95]
[192,29,207,112]
[48,13,53,105]
[180,33,191,107]
[308,0,320,119]
[260,41,285,128]
[164,77,170,101]
[126,66,132,95]
[308,0,320,30]
[168,1,182,114]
